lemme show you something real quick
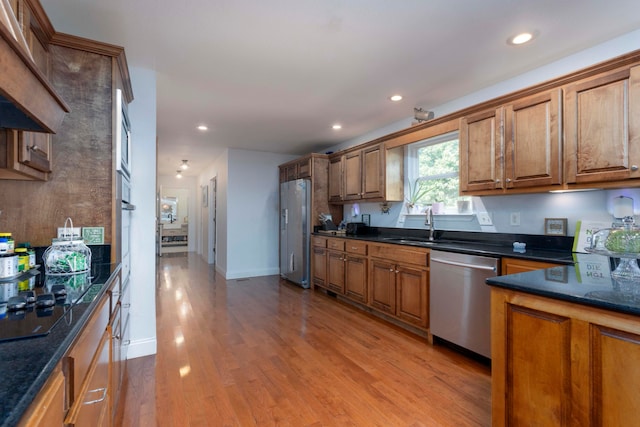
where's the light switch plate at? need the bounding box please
[477,212,493,225]
[510,212,521,226]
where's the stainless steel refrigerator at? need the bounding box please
[280,179,310,288]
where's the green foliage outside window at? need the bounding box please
[412,138,460,207]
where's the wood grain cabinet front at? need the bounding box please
[564,65,640,185]
[460,88,562,195]
[368,243,429,329]
[17,368,65,427]
[491,287,640,426]
[501,257,562,275]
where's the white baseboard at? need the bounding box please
[126,336,157,359]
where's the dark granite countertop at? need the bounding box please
[487,253,640,317]
[0,263,120,427]
[314,228,576,264]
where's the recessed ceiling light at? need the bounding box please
[508,31,537,45]
[390,95,403,102]
[176,170,183,179]
[197,125,208,131]
[332,124,342,130]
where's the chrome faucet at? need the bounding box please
[425,207,435,241]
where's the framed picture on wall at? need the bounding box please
[545,218,568,236]
[202,185,208,207]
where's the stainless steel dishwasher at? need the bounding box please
[429,250,499,359]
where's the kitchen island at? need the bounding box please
[487,254,640,426]
[0,263,121,427]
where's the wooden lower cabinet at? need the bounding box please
[369,258,429,328]
[65,331,111,427]
[492,287,640,426]
[326,249,346,293]
[344,255,367,303]
[17,368,65,427]
[501,257,562,275]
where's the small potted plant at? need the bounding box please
[406,179,428,213]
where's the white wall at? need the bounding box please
[334,29,640,237]
[198,149,296,279]
[127,66,157,358]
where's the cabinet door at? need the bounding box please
[504,89,562,189]
[326,250,345,294]
[565,66,640,183]
[328,156,343,202]
[369,259,396,314]
[362,144,383,199]
[344,255,367,303]
[343,150,362,200]
[19,131,52,173]
[459,108,504,193]
[312,247,327,289]
[110,304,123,420]
[65,331,111,427]
[501,257,561,275]
[396,265,428,328]
[18,368,65,427]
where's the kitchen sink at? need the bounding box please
[381,237,437,246]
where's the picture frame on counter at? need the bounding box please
[544,218,568,236]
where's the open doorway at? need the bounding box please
[208,177,217,265]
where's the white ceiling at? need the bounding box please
[42,0,640,178]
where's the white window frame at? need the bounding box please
[405,131,461,214]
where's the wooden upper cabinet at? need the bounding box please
[565,65,640,184]
[328,155,343,202]
[460,108,504,193]
[504,89,562,189]
[343,149,363,200]
[334,142,402,203]
[461,88,562,194]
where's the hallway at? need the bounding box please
[116,253,491,426]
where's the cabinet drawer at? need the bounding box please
[369,243,429,266]
[312,236,327,248]
[345,240,367,255]
[66,294,110,404]
[65,331,110,427]
[327,238,346,251]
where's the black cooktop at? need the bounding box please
[0,269,95,342]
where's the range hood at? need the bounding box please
[0,12,69,133]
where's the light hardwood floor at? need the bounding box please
[115,254,491,426]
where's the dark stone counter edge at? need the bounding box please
[486,273,640,317]
[1,264,121,427]
[313,229,575,264]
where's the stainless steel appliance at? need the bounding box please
[429,250,499,358]
[279,179,310,288]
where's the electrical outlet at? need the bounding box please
[477,212,492,225]
[510,212,521,226]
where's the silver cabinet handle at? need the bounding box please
[632,165,639,171]
[83,387,107,405]
[506,178,512,183]
[123,340,131,346]
[431,257,497,272]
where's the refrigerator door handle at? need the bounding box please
[289,253,295,272]
[284,208,289,225]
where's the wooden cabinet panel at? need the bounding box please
[344,255,367,303]
[362,144,383,199]
[368,243,429,266]
[369,259,396,314]
[312,246,327,289]
[344,150,362,200]
[18,368,65,427]
[65,331,110,427]
[328,155,343,202]
[501,257,562,275]
[565,66,640,184]
[503,304,572,426]
[592,326,640,426]
[460,108,503,193]
[396,265,428,328]
[505,89,562,188]
[327,250,346,294]
[344,240,367,256]
[492,287,640,427]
